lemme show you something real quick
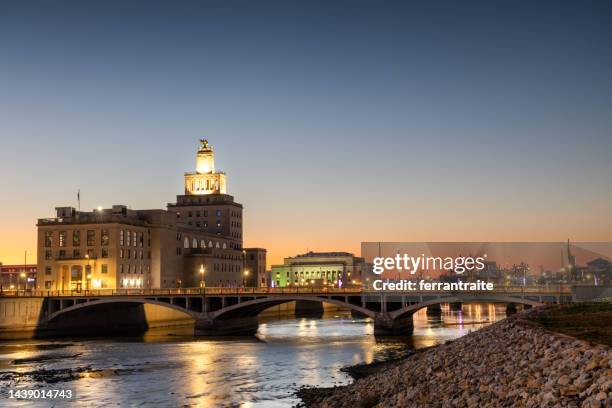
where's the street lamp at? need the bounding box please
[199,264,205,288]
[20,272,26,292]
[243,269,249,287]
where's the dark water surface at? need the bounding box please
[0,304,506,407]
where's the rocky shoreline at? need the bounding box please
[298,310,612,408]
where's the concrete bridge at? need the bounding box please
[0,286,572,337]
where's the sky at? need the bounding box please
[1,0,611,266]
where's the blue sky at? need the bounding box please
[1,1,611,264]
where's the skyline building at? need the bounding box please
[36,140,261,291]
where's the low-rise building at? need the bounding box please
[244,248,267,287]
[270,252,365,288]
[0,264,37,290]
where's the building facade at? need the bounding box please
[244,248,267,287]
[270,252,365,288]
[36,140,261,291]
[0,264,37,290]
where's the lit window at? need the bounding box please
[102,229,109,246]
[87,230,95,246]
[44,231,52,247]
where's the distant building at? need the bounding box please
[244,248,267,287]
[36,140,263,291]
[586,257,612,285]
[271,252,365,288]
[0,264,37,290]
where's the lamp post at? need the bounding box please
[243,269,249,287]
[20,272,26,293]
[199,264,205,288]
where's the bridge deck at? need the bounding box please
[0,285,572,298]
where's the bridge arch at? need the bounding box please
[210,296,377,320]
[389,295,543,320]
[46,298,198,322]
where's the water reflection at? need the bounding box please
[0,303,507,407]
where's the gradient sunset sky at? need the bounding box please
[1,1,611,266]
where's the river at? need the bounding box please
[0,303,507,407]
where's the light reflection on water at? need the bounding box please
[0,303,507,407]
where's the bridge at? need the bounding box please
[0,286,573,337]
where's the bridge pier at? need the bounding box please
[373,313,413,336]
[194,316,259,336]
[426,304,442,317]
[506,303,517,315]
[294,300,324,317]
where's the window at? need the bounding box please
[192,238,197,248]
[73,248,80,257]
[44,231,52,247]
[45,266,52,275]
[87,248,95,257]
[120,264,124,274]
[101,264,108,274]
[216,221,221,227]
[133,231,137,247]
[139,250,143,260]
[196,211,200,217]
[139,232,143,247]
[126,230,131,246]
[188,211,192,217]
[73,230,80,246]
[203,221,208,228]
[87,230,95,246]
[184,237,189,248]
[59,231,67,247]
[127,249,131,259]
[101,229,109,246]
[45,250,52,260]
[45,281,52,289]
[203,210,208,217]
[101,248,108,258]
[120,230,124,246]
[216,210,222,217]
[59,249,66,258]
[120,248,124,258]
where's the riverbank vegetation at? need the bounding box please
[525,302,612,346]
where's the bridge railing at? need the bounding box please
[0,284,573,298]
[0,286,364,298]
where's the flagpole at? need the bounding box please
[77,189,80,211]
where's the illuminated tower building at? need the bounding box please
[184,139,227,195]
[168,139,243,249]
